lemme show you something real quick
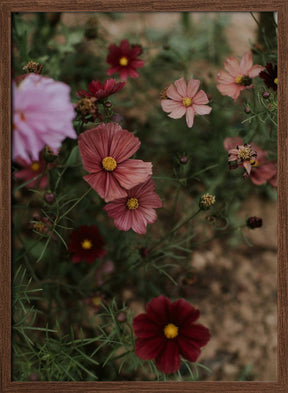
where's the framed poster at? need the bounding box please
[1,1,287,392]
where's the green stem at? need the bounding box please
[57,187,92,222]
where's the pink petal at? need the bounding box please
[113,209,134,231]
[243,161,252,175]
[223,137,243,151]
[239,51,253,74]
[216,83,241,101]
[186,79,200,98]
[84,171,127,202]
[193,90,209,105]
[161,99,184,115]
[166,84,183,101]
[114,160,152,190]
[168,105,186,120]
[185,106,195,128]
[110,130,140,163]
[135,336,166,360]
[137,206,157,226]
[130,209,149,234]
[216,70,235,84]
[248,64,265,78]
[174,77,187,96]
[155,340,181,374]
[193,104,212,115]
[224,56,241,77]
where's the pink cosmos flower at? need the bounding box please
[224,137,277,186]
[216,52,264,101]
[161,77,212,128]
[13,74,77,162]
[77,79,125,100]
[106,39,144,80]
[78,123,152,202]
[104,178,162,235]
[14,153,52,189]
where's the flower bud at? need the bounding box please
[247,216,263,229]
[44,192,55,204]
[244,106,251,114]
[199,193,216,210]
[262,91,270,99]
[116,311,127,323]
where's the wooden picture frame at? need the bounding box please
[1,1,287,392]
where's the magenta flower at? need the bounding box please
[78,123,152,202]
[133,296,210,374]
[224,137,277,185]
[14,153,50,189]
[12,74,76,162]
[106,39,144,80]
[77,79,125,100]
[216,52,264,101]
[161,77,212,128]
[104,178,162,235]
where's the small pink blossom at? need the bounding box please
[216,52,264,101]
[78,123,152,202]
[14,153,50,189]
[224,137,277,186]
[104,178,162,235]
[161,77,212,128]
[13,74,77,162]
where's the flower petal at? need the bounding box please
[133,314,162,338]
[185,106,195,128]
[239,51,253,74]
[192,90,209,105]
[146,295,171,325]
[216,83,241,101]
[135,336,166,360]
[216,70,235,84]
[170,299,200,326]
[161,99,184,116]
[176,335,201,362]
[248,64,265,78]
[166,84,183,101]
[155,340,181,374]
[186,79,200,98]
[174,77,187,96]
[114,160,152,190]
[109,130,140,162]
[223,137,243,151]
[168,105,186,120]
[193,104,212,115]
[224,56,241,77]
[180,322,211,347]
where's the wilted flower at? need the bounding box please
[247,216,263,229]
[13,74,76,162]
[22,60,43,74]
[216,52,264,101]
[104,178,162,235]
[259,63,277,91]
[106,39,144,80]
[77,79,125,101]
[133,295,210,374]
[199,193,216,210]
[161,77,212,128]
[75,97,101,123]
[68,225,106,264]
[225,138,257,176]
[78,123,152,202]
[224,137,277,186]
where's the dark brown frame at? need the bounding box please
[1,1,287,392]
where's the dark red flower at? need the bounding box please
[68,225,106,264]
[259,63,277,91]
[106,39,144,80]
[77,79,125,100]
[133,295,210,374]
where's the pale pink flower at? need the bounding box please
[216,52,264,101]
[161,77,212,128]
[78,123,152,202]
[13,74,77,162]
[104,178,162,235]
[224,137,277,185]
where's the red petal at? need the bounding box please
[135,336,166,360]
[176,335,201,362]
[133,314,162,338]
[146,296,171,325]
[155,340,181,374]
[180,322,211,347]
[114,160,152,190]
[109,130,140,162]
[170,299,200,326]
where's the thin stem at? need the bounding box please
[57,187,92,222]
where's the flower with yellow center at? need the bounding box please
[31,162,40,171]
[119,56,129,66]
[182,97,192,107]
[238,146,253,161]
[102,156,117,172]
[163,323,179,339]
[235,75,243,84]
[81,239,93,250]
[126,197,139,210]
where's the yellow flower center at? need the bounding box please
[119,56,129,66]
[31,162,40,171]
[238,146,252,161]
[164,323,179,339]
[102,156,117,172]
[126,197,139,210]
[235,75,243,84]
[91,296,101,306]
[81,239,93,250]
[182,97,192,107]
[274,78,278,85]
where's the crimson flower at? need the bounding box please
[68,225,106,264]
[224,137,277,186]
[104,178,162,235]
[106,39,144,80]
[216,52,264,101]
[77,79,125,100]
[133,295,210,374]
[78,122,152,202]
[259,63,277,91]
[14,153,50,189]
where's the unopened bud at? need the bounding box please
[116,311,127,323]
[262,91,270,99]
[247,216,263,229]
[44,192,55,204]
